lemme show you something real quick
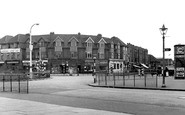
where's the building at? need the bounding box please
[127,43,148,71]
[0,33,128,74]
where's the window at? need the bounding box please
[114,63,116,69]
[71,40,76,46]
[87,42,92,47]
[14,43,18,48]
[71,52,77,58]
[7,54,10,60]
[99,53,104,59]
[1,54,4,61]
[117,63,119,69]
[26,52,30,59]
[120,63,123,69]
[100,43,104,48]
[86,52,92,58]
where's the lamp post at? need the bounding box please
[93,57,96,83]
[30,23,39,79]
[93,57,96,75]
[159,24,168,87]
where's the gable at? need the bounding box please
[85,37,94,43]
[98,38,107,44]
[68,36,79,42]
[53,36,64,42]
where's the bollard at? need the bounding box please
[156,74,158,88]
[27,74,29,94]
[105,73,107,86]
[134,73,135,87]
[113,74,116,87]
[123,72,125,86]
[18,75,20,93]
[10,75,12,92]
[144,74,146,87]
[3,76,5,92]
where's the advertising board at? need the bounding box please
[174,44,185,79]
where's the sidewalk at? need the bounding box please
[0,97,131,115]
[90,75,185,91]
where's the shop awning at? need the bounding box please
[133,65,141,68]
[140,63,149,69]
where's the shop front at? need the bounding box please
[4,60,23,72]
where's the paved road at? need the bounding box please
[1,75,185,115]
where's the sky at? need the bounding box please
[0,0,184,59]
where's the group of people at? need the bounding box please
[138,66,169,77]
[138,68,144,76]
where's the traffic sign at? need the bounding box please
[165,48,171,51]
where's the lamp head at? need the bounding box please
[159,24,168,35]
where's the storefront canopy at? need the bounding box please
[140,63,149,69]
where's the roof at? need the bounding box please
[0,33,127,48]
[8,34,28,43]
[0,35,13,44]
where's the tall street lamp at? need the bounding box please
[159,24,168,87]
[30,23,39,79]
[93,57,96,83]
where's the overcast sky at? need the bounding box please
[0,0,184,59]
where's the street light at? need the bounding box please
[93,57,96,75]
[30,23,39,79]
[159,24,168,87]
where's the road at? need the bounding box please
[1,75,185,115]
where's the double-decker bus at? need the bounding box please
[174,44,185,79]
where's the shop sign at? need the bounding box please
[85,60,94,63]
[176,67,185,77]
[99,60,108,64]
[175,46,185,55]
[0,48,20,53]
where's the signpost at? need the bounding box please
[165,48,171,51]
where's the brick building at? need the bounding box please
[0,33,128,74]
[127,43,148,71]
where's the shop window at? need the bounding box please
[114,63,116,69]
[117,63,119,69]
[120,63,122,69]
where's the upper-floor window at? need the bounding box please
[100,43,104,48]
[71,40,77,46]
[87,42,92,47]
[14,43,18,48]
[99,53,104,59]
[86,52,92,59]
[71,52,77,58]
[40,41,45,47]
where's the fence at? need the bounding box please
[95,71,160,88]
[0,74,29,93]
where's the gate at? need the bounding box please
[0,73,29,93]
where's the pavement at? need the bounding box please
[0,74,132,115]
[0,96,131,115]
[1,74,185,115]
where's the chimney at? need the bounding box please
[97,34,102,38]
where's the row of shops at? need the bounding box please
[0,59,128,74]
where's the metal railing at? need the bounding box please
[0,73,29,93]
[95,71,159,88]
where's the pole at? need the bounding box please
[29,23,39,79]
[162,35,166,87]
[29,31,33,79]
[39,43,41,61]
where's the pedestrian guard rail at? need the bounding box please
[0,73,29,93]
[95,71,160,88]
